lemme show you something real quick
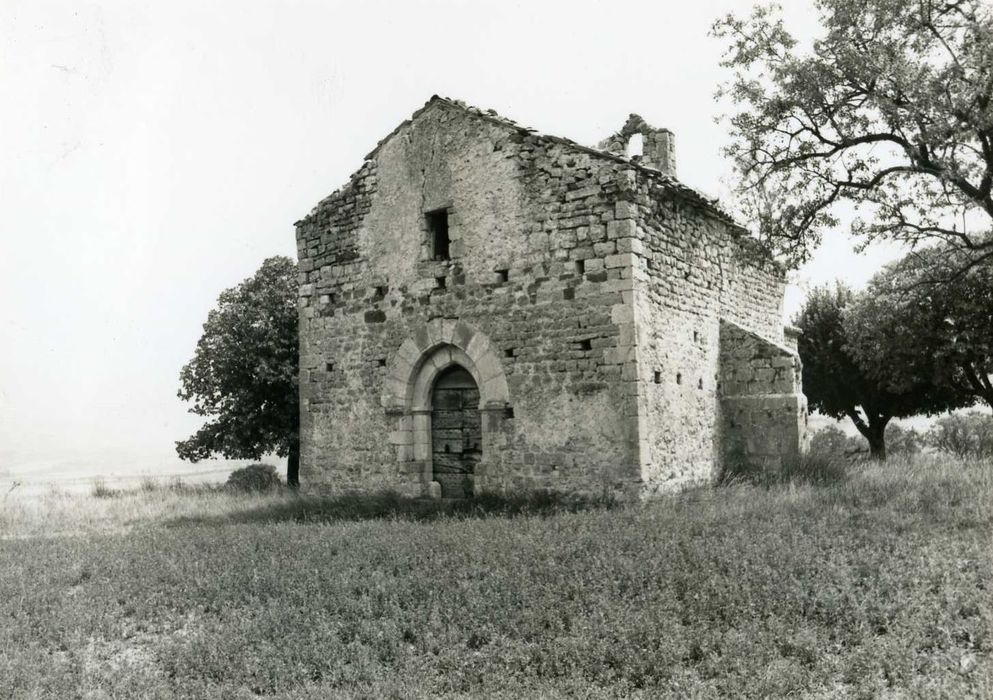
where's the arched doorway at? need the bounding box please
[431,365,482,498]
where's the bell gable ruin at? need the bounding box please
[294,96,807,499]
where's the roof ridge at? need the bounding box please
[409,96,740,227]
[315,95,748,234]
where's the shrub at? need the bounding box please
[884,423,923,456]
[809,425,851,456]
[808,423,922,461]
[91,479,120,499]
[926,412,993,458]
[808,425,865,460]
[226,463,283,492]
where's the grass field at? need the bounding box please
[1,456,990,698]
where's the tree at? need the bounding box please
[713,0,993,276]
[846,248,993,409]
[795,284,958,459]
[176,256,300,487]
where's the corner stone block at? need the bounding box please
[615,201,637,220]
[611,303,634,325]
[607,219,637,239]
[615,237,644,255]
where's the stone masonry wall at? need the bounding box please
[718,321,807,473]
[296,97,804,498]
[627,173,790,493]
[296,99,657,498]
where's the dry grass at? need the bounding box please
[0,454,990,698]
[0,480,291,540]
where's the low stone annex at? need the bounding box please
[294,96,807,499]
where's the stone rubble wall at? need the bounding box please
[296,100,655,498]
[295,97,806,497]
[625,169,793,493]
[718,320,808,474]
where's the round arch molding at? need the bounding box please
[381,319,511,497]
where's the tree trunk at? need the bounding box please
[287,439,300,489]
[847,409,890,461]
[961,363,993,411]
[866,421,887,461]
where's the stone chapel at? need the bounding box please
[294,96,807,499]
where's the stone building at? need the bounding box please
[294,96,807,499]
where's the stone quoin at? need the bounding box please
[294,96,808,499]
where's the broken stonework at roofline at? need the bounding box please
[294,95,808,500]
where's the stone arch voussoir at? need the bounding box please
[382,319,510,412]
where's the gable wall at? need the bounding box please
[296,103,653,497]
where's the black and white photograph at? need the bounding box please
[2,0,991,696]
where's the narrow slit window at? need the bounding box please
[426,209,450,260]
[504,348,515,358]
[496,269,509,283]
[435,276,447,289]
[576,339,593,351]
[575,259,586,275]
[653,370,662,384]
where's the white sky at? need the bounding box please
[0,0,906,481]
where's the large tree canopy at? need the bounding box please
[795,284,961,458]
[845,247,993,409]
[713,0,993,274]
[177,256,300,486]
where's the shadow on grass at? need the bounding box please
[165,489,620,528]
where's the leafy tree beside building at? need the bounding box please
[176,256,300,487]
[795,284,963,459]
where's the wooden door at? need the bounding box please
[431,366,482,498]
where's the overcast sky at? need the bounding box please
[0,0,907,482]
